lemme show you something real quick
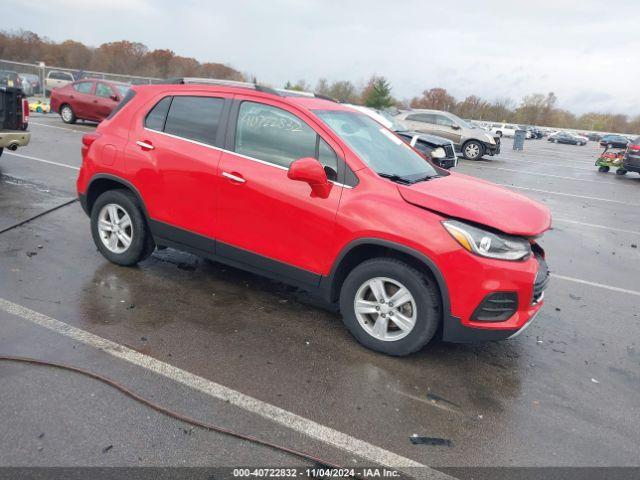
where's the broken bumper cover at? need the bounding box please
[442,252,548,343]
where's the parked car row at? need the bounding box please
[547,131,587,146]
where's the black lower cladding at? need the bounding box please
[471,292,518,322]
[148,219,322,289]
[442,316,518,343]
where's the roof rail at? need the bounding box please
[162,78,336,102]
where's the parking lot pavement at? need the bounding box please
[1,118,639,471]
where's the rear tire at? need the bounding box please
[339,258,441,356]
[598,166,610,173]
[90,189,155,266]
[462,140,484,160]
[616,169,627,176]
[60,104,76,124]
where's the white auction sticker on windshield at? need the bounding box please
[379,128,403,145]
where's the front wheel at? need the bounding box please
[616,169,627,176]
[598,166,610,173]
[90,189,155,266]
[339,258,441,356]
[462,140,484,160]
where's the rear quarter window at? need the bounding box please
[144,96,172,130]
[163,96,224,146]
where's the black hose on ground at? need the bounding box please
[0,355,359,473]
[0,199,78,235]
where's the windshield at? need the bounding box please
[443,112,473,129]
[315,110,440,182]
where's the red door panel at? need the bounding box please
[216,153,342,275]
[125,130,222,239]
[215,97,343,276]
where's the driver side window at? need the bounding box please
[235,101,338,180]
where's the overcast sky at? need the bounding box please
[16,0,640,115]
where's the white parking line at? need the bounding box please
[498,184,640,207]
[29,121,88,134]
[461,164,631,187]
[0,297,445,476]
[554,218,640,236]
[4,152,79,171]
[552,275,640,297]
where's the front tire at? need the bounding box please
[598,166,610,173]
[90,189,155,266]
[462,140,484,160]
[339,258,441,356]
[616,169,627,176]
[60,104,76,124]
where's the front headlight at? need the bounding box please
[431,147,446,159]
[485,134,496,144]
[443,220,531,261]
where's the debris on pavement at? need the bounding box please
[410,434,453,447]
[102,445,113,453]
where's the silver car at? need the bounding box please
[396,109,501,160]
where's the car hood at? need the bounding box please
[397,172,551,237]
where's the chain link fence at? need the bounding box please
[0,58,161,97]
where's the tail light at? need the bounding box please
[81,132,101,158]
[629,144,640,151]
[21,98,29,129]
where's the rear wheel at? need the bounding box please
[496,131,503,137]
[462,140,484,160]
[598,166,610,173]
[90,189,155,266]
[616,168,627,176]
[339,258,441,356]
[60,104,76,124]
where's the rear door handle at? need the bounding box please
[222,171,245,183]
[136,140,154,151]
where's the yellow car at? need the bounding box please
[29,100,50,113]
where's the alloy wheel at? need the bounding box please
[465,143,480,159]
[97,203,133,254]
[354,277,417,341]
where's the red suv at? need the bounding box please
[51,79,130,124]
[77,79,551,356]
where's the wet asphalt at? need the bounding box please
[0,115,639,473]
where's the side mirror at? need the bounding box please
[288,157,331,198]
[451,124,461,130]
[110,94,119,102]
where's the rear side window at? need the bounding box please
[163,96,224,145]
[235,102,316,168]
[95,83,113,98]
[73,81,93,94]
[144,96,172,131]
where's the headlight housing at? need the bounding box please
[485,133,496,144]
[430,147,446,159]
[443,220,531,261]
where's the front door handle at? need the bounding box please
[136,140,154,151]
[222,171,246,183]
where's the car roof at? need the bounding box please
[131,83,350,111]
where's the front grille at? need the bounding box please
[472,292,518,322]
[443,144,455,159]
[532,254,550,304]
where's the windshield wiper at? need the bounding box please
[409,174,439,183]
[377,172,414,185]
